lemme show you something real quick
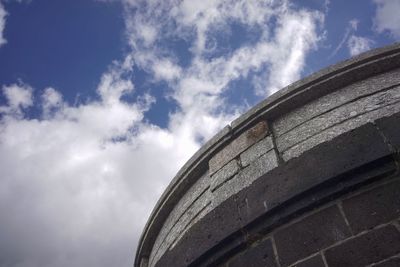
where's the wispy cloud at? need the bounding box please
[373,0,400,39]
[0,1,327,266]
[347,35,374,56]
[0,2,7,47]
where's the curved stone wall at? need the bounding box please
[135,43,400,267]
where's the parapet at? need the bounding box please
[135,42,400,267]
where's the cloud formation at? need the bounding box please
[0,2,7,46]
[347,35,374,56]
[0,1,326,266]
[373,0,400,39]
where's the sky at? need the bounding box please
[0,0,399,266]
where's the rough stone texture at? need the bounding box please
[277,85,400,152]
[149,172,211,266]
[240,135,274,167]
[210,159,240,192]
[226,238,278,267]
[341,180,400,234]
[282,102,400,161]
[212,149,278,208]
[209,121,269,174]
[376,111,400,151]
[324,225,400,267]
[274,205,351,266]
[273,67,400,137]
[136,44,400,267]
[373,256,400,267]
[292,254,325,267]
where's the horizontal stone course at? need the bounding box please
[277,85,400,153]
[373,256,400,267]
[240,136,274,167]
[212,149,278,208]
[226,238,278,267]
[292,254,325,267]
[209,121,269,175]
[274,205,351,266]
[149,172,211,266]
[273,67,400,137]
[375,111,400,151]
[210,159,240,192]
[324,225,400,267]
[282,102,400,160]
[342,180,400,234]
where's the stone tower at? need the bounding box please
[135,43,400,267]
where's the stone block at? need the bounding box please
[282,103,400,161]
[277,85,400,153]
[376,111,400,151]
[324,225,400,267]
[292,254,325,267]
[210,159,240,192]
[342,180,400,234]
[274,205,351,267]
[212,150,278,207]
[236,123,392,227]
[155,193,243,267]
[240,136,274,167]
[209,121,269,174]
[227,238,278,267]
[373,256,400,267]
[273,68,400,137]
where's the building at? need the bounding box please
[135,43,400,267]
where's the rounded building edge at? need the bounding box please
[134,42,400,267]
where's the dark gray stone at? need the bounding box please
[292,254,325,267]
[376,111,400,151]
[342,180,400,234]
[227,238,278,267]
[240,136,274,167]
[209,121,269,174]
[274,205,351,266]
[324,225,400,267]
[212,150,278,207]
[210,159,240,192]
[273,68,400,137]
[373,256,400,267]
[282,103,400,161]
[277,85,400,153]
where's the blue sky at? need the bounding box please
[0,0,399,266]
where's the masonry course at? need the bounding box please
[135,43,400,267]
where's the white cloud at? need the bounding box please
[347,35,373,56]
[0,1,328,266]
[0,82,33,116]
[0,2,7,47]
[373,0,400,39]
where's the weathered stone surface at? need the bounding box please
[227,238,278,267]
[324,225,400,267]
[277,85,400,153]
[373,256,400,267]
[342,180,400,234]
[240,136,274,167]
[273,68,400,137]
[136,44,400,267]
[212,150,278,207]
[292,254,325,267]
[209,121,269,174]
[149,172,211,266]
[376,111,400,151]
[210,159,240,192]
[282,102,400,161]
[154,193,243,267]
[274,205,351,266]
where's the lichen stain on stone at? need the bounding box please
[247,121,269,142]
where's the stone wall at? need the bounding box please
[135,43,400,267]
